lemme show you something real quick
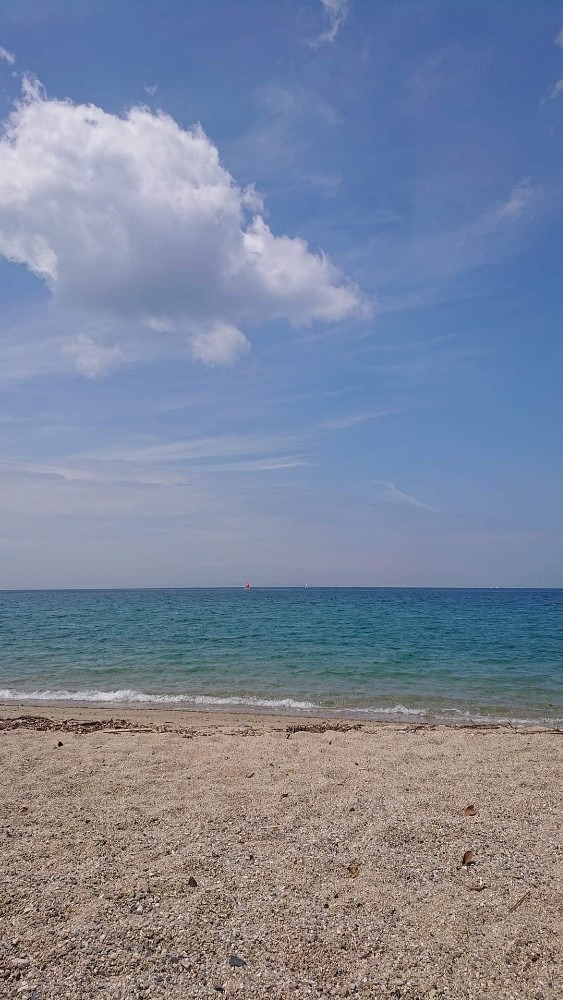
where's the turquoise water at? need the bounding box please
[0,588,561,724]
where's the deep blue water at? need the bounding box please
[0,588,561,723]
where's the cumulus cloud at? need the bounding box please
[0,46,16,64]
[190,323,250,366]
[61,335,125,378]
[0,77,364,370]
[314,0,349,45]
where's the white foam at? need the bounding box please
[0,689,559,726]
[0,688,319,711]
[351,703,425,716]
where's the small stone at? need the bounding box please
[187,876,198,888]
[228,954,247,968]
[57,741,63,748]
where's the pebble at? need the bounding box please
[228,955,247,968]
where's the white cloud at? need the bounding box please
[61,335,125,378]
[0,78,364,372]
[0,46,15,64]
[495,179,536,220]
[556,28,563,47]
[190,323,250,366]
[547,78,563,101]
[319,410,395,431]
[315,0,349,45]
[375,481,438,513]
[86,432,306,465]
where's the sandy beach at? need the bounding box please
[0,707,561,1000]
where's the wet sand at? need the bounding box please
[0,705,562,999]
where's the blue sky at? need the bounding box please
[0,0,562,588]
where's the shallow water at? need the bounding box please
[0,588,561,724]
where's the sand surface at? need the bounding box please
[0,706,562,1000]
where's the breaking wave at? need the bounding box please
[0,688,319,711]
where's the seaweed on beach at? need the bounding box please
[282,720,364,736]
[0,714,196,736]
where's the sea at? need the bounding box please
[0,588,561,725]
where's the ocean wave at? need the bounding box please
[348,704,426,716]
[0,688,319,711]
[0,688,559,726]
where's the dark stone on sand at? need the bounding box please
[228,954,246,968]
[187,876,198,887]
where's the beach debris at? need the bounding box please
[245,772,255,779]
[284,721,363,737]
[462,850,475,867]
[228,954,247,968]
[57,741,64,747]
[347,863,360,878]
[508,890,530,913]
[0,714,196,737]
[213,987,225,994]
[467,883,488,891]
[463,804,477,816]
[281,792,289,798]
[187,876,198,888]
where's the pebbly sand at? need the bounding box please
[0,706,562,1000]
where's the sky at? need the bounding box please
[0,0,562,588]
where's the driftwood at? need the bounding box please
[0,713,560,737]
[0,714,195,737]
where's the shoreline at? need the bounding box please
[1,703,562,738]
[0,698,561,731]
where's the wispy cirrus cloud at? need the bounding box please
[495,179,536,220]
[0,46,15,64]
[372,179,540,309]
[319,410,397,431]
[545,78,563,102]
[82,432,307,466]
[313,0,349,46]
[375,481,439,513]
